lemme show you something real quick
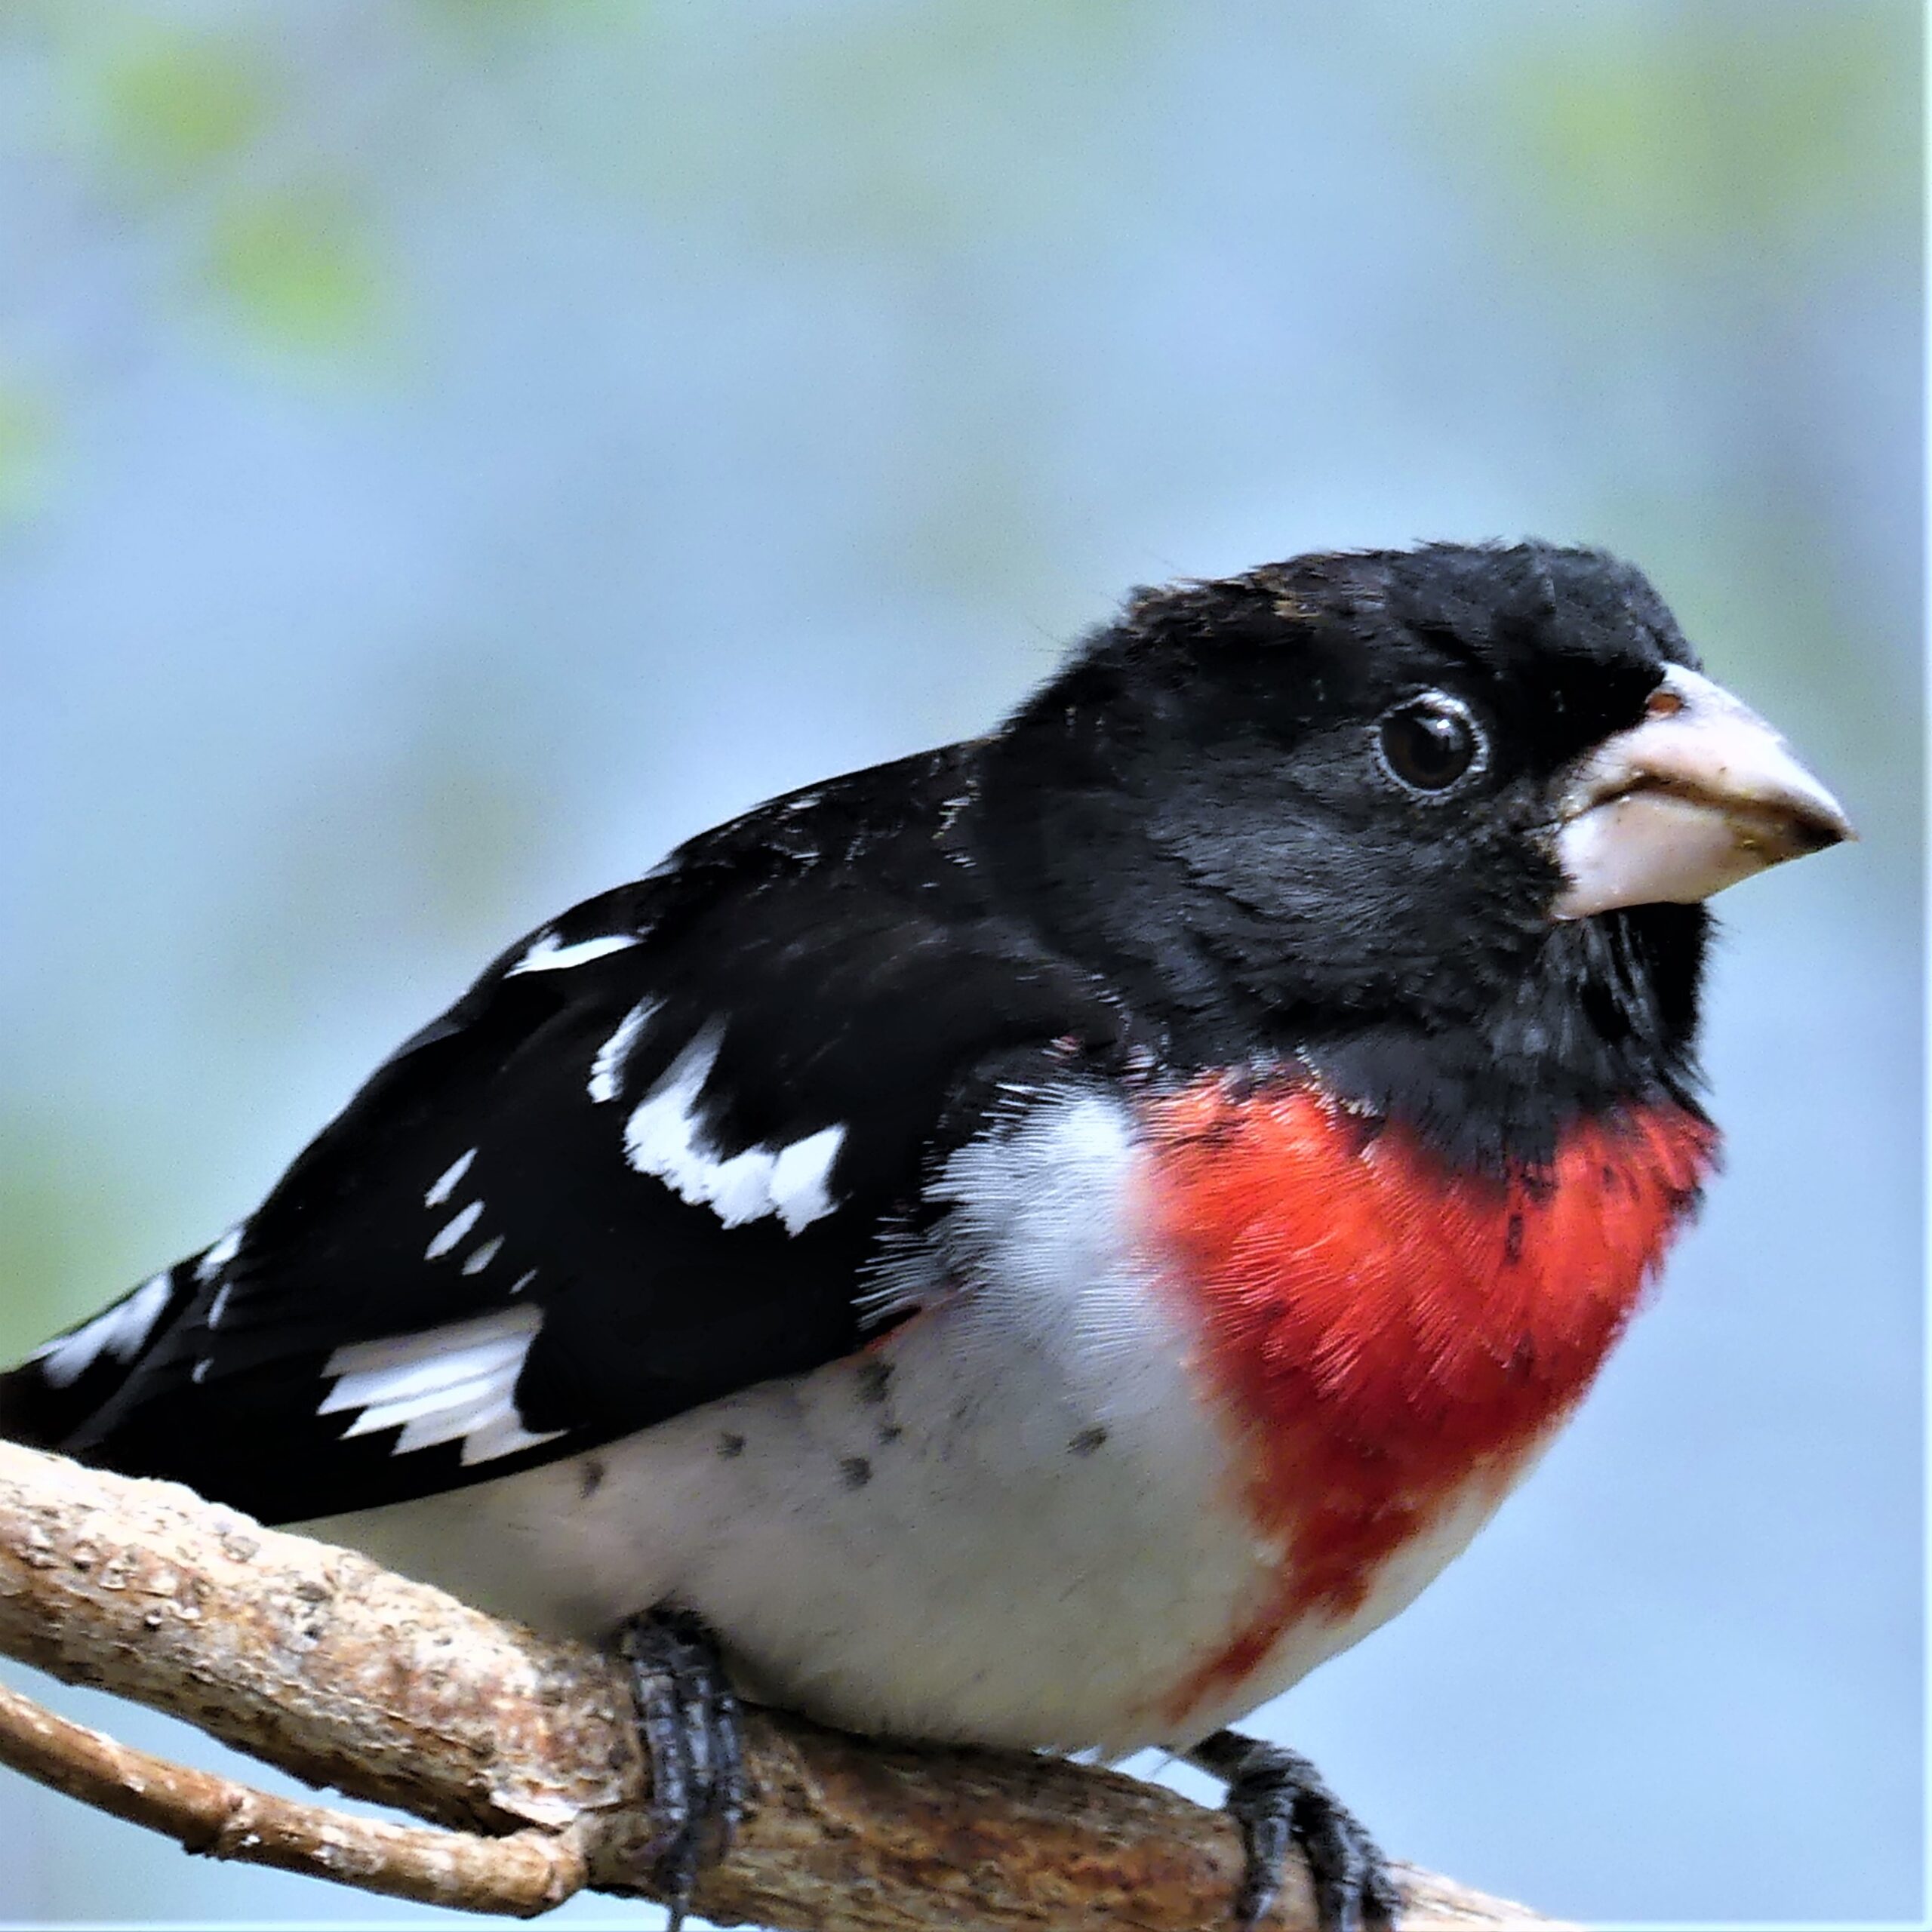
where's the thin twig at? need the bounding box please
[0,1679,586,1915]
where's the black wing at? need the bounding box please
[0,748,1129,1522]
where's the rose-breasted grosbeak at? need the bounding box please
[1,543,1850,1931]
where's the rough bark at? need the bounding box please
[0,1438,1562,1929]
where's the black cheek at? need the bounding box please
[718,1432,747,1459]
[1069,1426,1108,1457]
[579,1457,607,1500]
[839,1456,873,1490]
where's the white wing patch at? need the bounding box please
[195,1226,243,1282]
[462,1235,505,1277]
[768,1128,847,1231]
[589,998,660,1103]
[425,1199,485,1261]
[34,1272,174,1389]
[506,932,638,977]
[425,1149,476,1208]
[623,1027,846,1233]
[318,1306,564,1466]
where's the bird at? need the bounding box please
[0,540,1851,1932]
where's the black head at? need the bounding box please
[971,541,1745,1163]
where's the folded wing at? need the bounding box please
[0,749,1126,1522]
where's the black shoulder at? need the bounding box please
[0,746,1132,1522]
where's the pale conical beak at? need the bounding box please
[1552,664,1854,919]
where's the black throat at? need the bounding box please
[1297,905,1712,1170]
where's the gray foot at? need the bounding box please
[616,1606,748,1930]
[1187,1729,1401,1932]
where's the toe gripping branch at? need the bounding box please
[1187,1729,1401,1932]
[611,1611,1395,1932]
[617,1607,749,1931]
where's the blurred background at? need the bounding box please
[0,1,1918,1925]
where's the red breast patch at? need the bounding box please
[1138,1076,1716,1724]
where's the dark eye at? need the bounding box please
[1375,694,1486,794]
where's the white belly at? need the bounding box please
[305,1091,1509,1755]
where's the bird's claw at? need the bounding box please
[616,1606,747,1930]
[1189,1729,1401,1932]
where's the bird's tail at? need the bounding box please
[0,1254,206,1457]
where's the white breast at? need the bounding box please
[303,1088,1509,1756]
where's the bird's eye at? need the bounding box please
[1375,694,1486,794]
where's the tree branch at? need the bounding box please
[0,1438,1562,1930]
[0,1679,586,1915]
